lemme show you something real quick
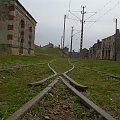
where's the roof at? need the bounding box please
[15,0,37,23]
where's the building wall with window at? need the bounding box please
[0,0,37,55]
[88,30,120,60]
[101,35,115,60]
[89,40,102,59]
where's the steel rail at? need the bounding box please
[28,63,57,87]
[60,76,116,120]
[7,78,59,120]
[63,65,88,92]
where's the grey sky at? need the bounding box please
[19,0,120,51]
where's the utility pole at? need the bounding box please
[61,36,63,49]
[63,15,67,49]
[70,26,74,53]
[80,6,86,53]
[114,18,118,61]
[115,18,118,33]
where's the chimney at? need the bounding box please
[97,39,100,43]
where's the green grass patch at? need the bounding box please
[0,64,52,120]
[35,47,62,58]
[71,59,120,76]
[50,58,72,74]
[0,55,51,69]
[69,62,120,119]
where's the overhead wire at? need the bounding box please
[85,12,97,21]
[86,1,120,31]
[69,11,81,21]
[66,0,117,51]
[97,0,113,13]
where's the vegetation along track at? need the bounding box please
[7,59,116,120]
[69,59,120,119]
[0,63,53,120]
[0,62,47,72]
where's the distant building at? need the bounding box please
[101,35,115,60]
[43,42,54,48]
[101,30,120,60]
[88,29,120,60]
[0,0,37,55]
[81,48,89,58]
[63,47,69,53]
[69,50,79,58]
[89,40,102,59]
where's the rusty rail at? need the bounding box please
[6,59,116,120]
[28,63,57,87]
[59,76,116,120]
[7,78,59,120]
[63,65,88,92]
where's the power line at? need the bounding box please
[85,12,97,21]
[86,1,120,31]
[97,0,113,13]
[67,17,80,22]
[69,11,81,21]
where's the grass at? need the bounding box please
[0,48,62,69]
[50,58,72,74]
[0,64,52,120]
[69,59,120,119]
[35,47,62,58]
[0,47,62,120]
[0,55,50,69]
[71,59,120,76]
[0,47,120,119]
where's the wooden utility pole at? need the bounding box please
[70,26,74,53]
[63,15,67,49]
[80,6,86,53]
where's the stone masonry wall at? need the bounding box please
[0,0,36,55]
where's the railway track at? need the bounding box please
[7,62,116,120]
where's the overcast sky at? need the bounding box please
[19,0,120,51]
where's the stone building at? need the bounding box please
[43,42,54,48]
[101,35,115,60]
[89,40,102,59]
[0,0,37,55]
[88,30,120,60]
[101,29,120,60]
[89,46,94,58]
[81,48,89,59]
[115,29,120,60]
